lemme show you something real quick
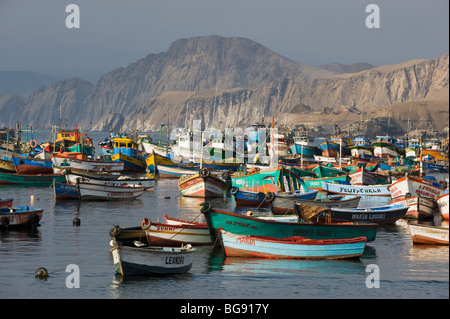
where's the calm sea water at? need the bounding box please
[0,130,448,303]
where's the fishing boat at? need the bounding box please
[142,217,211,246]
[163,215,205,226]
[349,137,373,159]
[0,158,15,173]
[145,151,199,178]
[218,229,366,259]
[232,166,306,194]
[178,168,228,198]
[422,139,449,162]
[11,154,53,174]
[77,181,146,200]
[348,167,388,185]
[0,198,13,208]
[231,186,318,208]
[267,132,289,158]
[270,194,361,215]
[54,182,80,199]
[200,204,378,245]
[388,174,447,201]
[372,136,403,158]
[0,205,43,230]
[436,192,449,220]
[111,137,146,171]
[390,195,436,219]
[321,181,391,196]
[51,152,125,174]
[408,223,449,245]
[64,171,156,189]
[316,204,409,224]
[56,126,94,157]
[0,171,65,185]
[301,174,349,190]
[289,132,323,157]
[110,240,196,276]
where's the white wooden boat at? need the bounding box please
[321,181,390,196]
[408,223,449,245]
[178,168,228,198]
[436,192,449,220]
[77,181,145,200]
[143,218,211,246]
[218,229,367,259]
[110,240,196,276]
[52,152,124,174]
[390,195,436,219]
[65,171,155,189]
[388,174,446,201]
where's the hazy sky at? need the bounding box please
[0,0,448,83]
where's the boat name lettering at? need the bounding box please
[225,220,257,229]
[339,186,382,194]
[418,185,442,199]
[236,237,255,245]
[293,229,314,236]
[165,256,185,264]
[352,213,385,220]
[156,225,176,232]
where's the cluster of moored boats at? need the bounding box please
[1,125,449,277]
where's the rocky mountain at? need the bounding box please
[0,35,447,138]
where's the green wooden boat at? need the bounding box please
[201,204,377,246]
[302,174,349,190]
[312,165,347,178]
[232,167,307,193]
[0,171,66,185]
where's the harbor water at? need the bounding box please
[0,130,448,301]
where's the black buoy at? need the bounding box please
[35,267,49,279]
[73,218,81,226]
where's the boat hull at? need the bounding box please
[408,224,449,245]
[78,181,145,200]
[202,206,378,245]
[0,172,65,185]
[178,172,228,198]
[0,206,43,229]
[390,195,436,219]
[52,155,124,174]
[321,182,390,196]
[271,195,361,214]
[319,204,409,224]
[12,155,53,174]
[219,229,366,259]
[388,175,446,201]
[65,172,155,188]
[437,192,449,220]
[54,182,80,199]
[145,222,211,246]
[110,243,195,276]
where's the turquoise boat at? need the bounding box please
[302,174,349,190]
[201,204,378,246]
[0,171,66,185]
[231,167,306,194]
[219,229,367,259]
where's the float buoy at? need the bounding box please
[35,267,49,279]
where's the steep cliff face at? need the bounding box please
[121,54,448,134]
[0,35,447,136]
